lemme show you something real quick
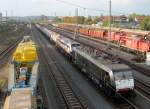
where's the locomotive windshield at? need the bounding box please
[72,43,80,47]
[114,70,133,81]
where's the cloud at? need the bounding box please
[31,0,51,3]
[0,0,149,16]
[112,0,132,5]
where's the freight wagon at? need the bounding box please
[57,24,150,56]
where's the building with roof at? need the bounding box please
[135,16,146,23]
[100,15,128,23]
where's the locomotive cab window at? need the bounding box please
[114,70,133,81]
[104,73,110,82]
[71,43,80,47]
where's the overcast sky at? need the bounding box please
[0,0,149,16]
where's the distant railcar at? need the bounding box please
[58,24,150,54]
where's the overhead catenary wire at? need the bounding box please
[55,0,128,15]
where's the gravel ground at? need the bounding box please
[0,62,10,109]
[0,23,31,54]
[32,27,65,109]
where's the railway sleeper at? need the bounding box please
[63,89,72,93]
[117,103,134,109]
[67,98,77,102]
[70,104,82,108]
[65,93,74,96]
[63,90,73,93]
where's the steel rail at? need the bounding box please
[35,27,89,109]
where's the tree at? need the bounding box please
[92,16,100,24]
[53,17,62,23]
[102,19,109,27]
[59,16,101,25]
[128,13,137,22]
[78,16,85,24]
[85,16,93,25]
[140,16,150,30]
[63,17,73,23]
[61,16,85,24]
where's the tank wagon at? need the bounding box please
[4,36,41,109]
[36,24,135,97]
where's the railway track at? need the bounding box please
[36,25,141,109]
[135,78,150,99]
[78,46,139,109]
[0,24,31,67]
[34,27,90,109]
[0,38,21,57]
[37,67,49,108]
[50,27,150,77]
[0,38,22,67]
[50,27,150,102]
[114,97,139,109]
[48,27,150,98]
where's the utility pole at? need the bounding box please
[84,8,86,17]
[109,0,111,42]
[0,12,2,24]
[54,12,57,26]
[74,8,78,40]
[5,10,8,23]
[107,0,112,49]
[54,12,56,17]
